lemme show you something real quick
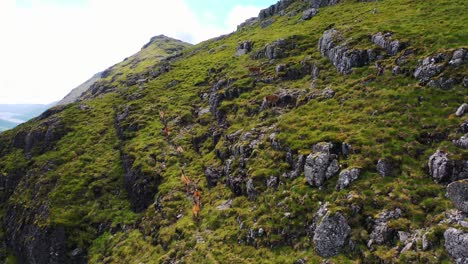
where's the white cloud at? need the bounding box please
[0,0,262,104]
[226,5,262,30]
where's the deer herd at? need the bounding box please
[180,169,202,219]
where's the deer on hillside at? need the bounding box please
[263,94,280,108]
[247,67,261,76]
[181,171,191,193]
[193,189,202,206]
[192,203,200,219]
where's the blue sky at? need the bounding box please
[0,0,276,104]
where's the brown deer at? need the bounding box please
[181,172,191,193]
[159,111,165,120]
[176,146,184,154]
[192,203,200,218]
[163,126,171,136]
[247,67,261,76]
[193,189,202,206]
[263,94,280,108]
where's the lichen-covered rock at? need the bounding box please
[454,134,468,149]
[318,29,371,74]
[258,0,295,19]
[428,77,457,90]
[283,154,306,179]
[428,150,468,184]
[461,121,468,134]
[321,87,335,99]
[336,168,361,190]
[376,158,397,177]
[313,212,351,257]
[246,178,257,200]
[368,222,395,247]
[122,154,161,212]
[265,39,294,59]
[444,228,468,262]
[205,166,222,187]
[414,53,447,84]
[449,48,468,67]
[456,103,468,117]
[447,180,468,213]
[367,208,402,247]
[235,40,253,56]
[371,32,406,56]
[308,0,340,8]
[302,8,318,20]
[4,204,67,264]
[304,142,340,187]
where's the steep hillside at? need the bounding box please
[0,0,467,263]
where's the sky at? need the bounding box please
[0,0,275,104]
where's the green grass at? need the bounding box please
[0,0,466,262]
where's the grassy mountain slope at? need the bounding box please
[0,0,467,263]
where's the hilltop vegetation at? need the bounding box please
[0,0,467,263]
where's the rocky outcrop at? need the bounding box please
[414,53,447,84]
[318,29,372,74]
[461,121,468,134]
[447,180,468,213]
[376,158,400,177]
[367,208,402,247]
[0,170,24,203]
[205,166,222,187]
[283,154,306,179]
[115,108,161,212]
[371,32,406,56]
[304,142,340,187]
[428,150,468,184]
[336,168,361,190]
[449,48,468,67]
[4,204,67,264]
[454,134,468,149]
[235,41,253,56]
[456,103,468,117]
[13,116,67,157]
[414,49,467,88]
[313,212,351,257]
[308,0,340,8]
[444,228,468,263]
[252,38,296,60]
[258,0,295,20]
[302,8,318,20]
[121,154,161,213]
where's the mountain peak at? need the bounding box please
[141,34,189,50]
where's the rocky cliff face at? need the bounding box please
[0,0,467,263]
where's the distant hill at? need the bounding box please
[0,104,54,132]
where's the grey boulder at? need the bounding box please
[336,168,361,190]
[304,142,340,187]
[428,150,468,184]
[302,8,318,20]
[456,103,468,117]
[447,180,468,213]
[444,228,468,263]
[313,212,351,257]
